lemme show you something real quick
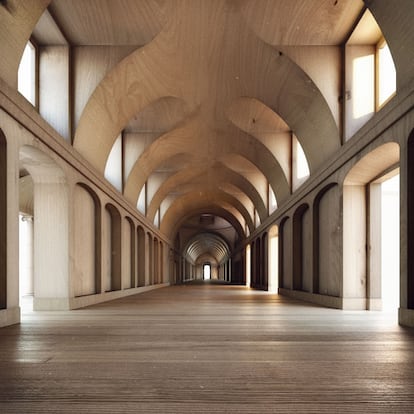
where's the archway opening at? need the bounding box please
[380,173,400,310]
[343,142,399,311]
[203,263,211,281]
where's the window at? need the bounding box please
[203,263,211,280]
[292,134,310,191]
[377,40,396,108]
[268,184,277,214]
[18,41,36,105]
[104,134,123,192]
[137,182,147,214]
[255,209,260,228]
[345,10,396,141]
[154,209,160,228]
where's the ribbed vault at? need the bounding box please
[63,0,354,243]
[184,233,230,265]
[8,0,412,266]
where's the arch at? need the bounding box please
[73,3,340,182]
[344,142,399,185]
[19,145,69,309]
[104,204,121,292]
[184,233,230,265]
[292,203,310,291]
[147,162,268,223]
[125,217,136,289]
[239,47,340,174]
[162,201,247,241]
[343,142,400,309]
[268,224,279,293]
[278,216,290,289]
[73,35,191,171]
[161,188,255,232]
[226,96,292,181]
[313,183,338,294]
[0,130,6,309]
[137,226,146,287]
[124,118,290,207]
[74,183,101,296]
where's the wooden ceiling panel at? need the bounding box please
[49,0,167,45]
[147,163,267,223]
[241,0,364,46]
[26,0,371,237]
[161,198,247,240]
[125,96,191,133]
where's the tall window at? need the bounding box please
[292,134,310,191]
[104,134,123,192]
[345,10,396,141]
[268,185,277,214]
[18,41,36,105]
[377,40,396,108]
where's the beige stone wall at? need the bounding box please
[0,84,171,327]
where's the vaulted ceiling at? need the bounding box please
[9,0,413,265]
[57,1,363,252]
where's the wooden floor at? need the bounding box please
[1,283,414,413]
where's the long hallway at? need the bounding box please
[1,285,414,413]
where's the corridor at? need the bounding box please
[1,284,414,413]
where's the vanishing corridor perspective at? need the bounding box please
[2,283,414,413]
[1,0,414,411]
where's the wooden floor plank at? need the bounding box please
[1,284,414,413]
